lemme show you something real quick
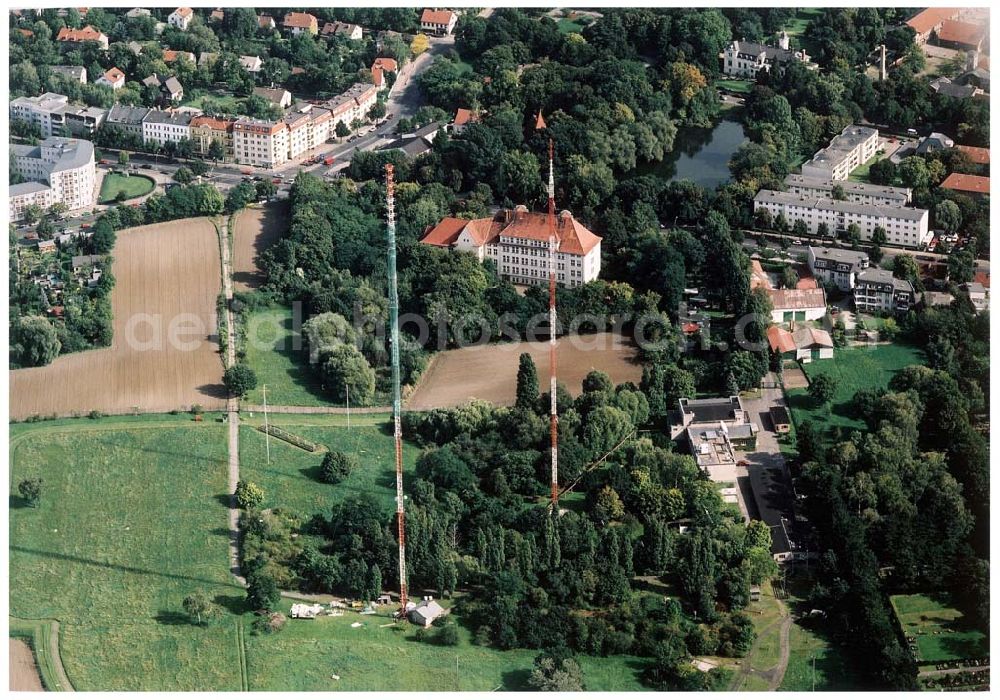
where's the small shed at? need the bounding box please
[408,598,445,628]
[769,406,791,434]
[749,585,762,602]
[375,594,392,606]
[290,603,324,619]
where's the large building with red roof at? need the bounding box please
[420,9,458,36]
[940,172,990,198]
[421,205,602,286]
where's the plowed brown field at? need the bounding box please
[232,202,287,291]
[9,639,43,691]
[10,218,226,419]
[405,331,643,410]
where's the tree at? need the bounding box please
[246,569,281,611]
[593,485,625,523]
[320,450,357,484]
[780,266,798,289]
[12,315,61,367]
[725,371,740,397]
[934,200,962,234]
[173,166,194,184]
[516,353,539,411]
[335,120,351,138]
[182,590,219,625]
[816,222,830,239]
[808,373,836,407]
[411,33,430,56]
[223,363,258,397]
[208,138,225,162]
[893,254,920,286]
[320,343,376,405]
[17,477,42,507]
[948,249,974,285]
[528,653,585,691]
[235,480,264,509]
[118,150,130,168]
[831,184,846,200]
[22,204,43,225]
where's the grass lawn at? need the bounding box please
[242,305,333,407]
[783,8,823,38]
[786,343,924,441]
[183,92,242,114]
[244,598,647,691]
[98,172,156,204]
[779,572,862,691]
[890,594,988,664]
[557,18,587,34]
[848,153,883,184]
[9,420,243,691]
[714,78,754,95]
[237,416,412,516]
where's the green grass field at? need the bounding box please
[245,597,646,691]
[783,8,823,38]
[98,172,156,203]
[557,18,587,34]
[9,420,243,691]
[714,78,754,95]
[242,305,333,407]
[183,92,242,114]
[780,622,861,691]
[890,594,988,664]
[848,153,884,184]
[237,414,409,515]
[786,343,924,440]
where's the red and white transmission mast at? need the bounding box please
[546,139,560,508]
[385,164,408,615]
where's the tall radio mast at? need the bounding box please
[546,139,559,508]
[385,164,408,614]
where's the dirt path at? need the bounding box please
[769,612,794,690]
[730,594,793,691]
[9,638,43,691]
[218,217,245,585]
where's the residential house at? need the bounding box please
[915,132,955,156]
[671,396,758,472]
[56,26,109,50]
[190,115,235,161]
[420,9,458,36]
[284,102,334,159]
[409,598,446,628]
[233,117,289,168]
[126,7,152,19]
[197,51,218,69]
[9,138,96,221]
[721,32,815,79]
[253,86,292,109]
[961,281,989,312]
[37,239,57,254]
[258,14,276,31]
[753,189,931,248]
[382,121,441,158]
[141,109,193,148]
[767,325,834,363]
[240,55,263,74]
[62,106,106,138]
[939,172,990,198]
[800,124,879,181]
[421,205,602,287]
[853,267,915,314]
[323,83,378,130]
[371,57,398,91]
[168,7,194,31]
[127,40,144,56]
[282,12,318,37]
[142,74,184,104]
[451,107,481,134]
[162,49,196,66]
[321,21,363,41]
[49,65,87,83]
[209,9,225,23]
[96,67,126,90]
[807,246,871,292]
[956,144,990,168]
[767,287,828,324]
[957,66,990,92]
[106,104,152,140]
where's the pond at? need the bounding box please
[635,118,747,189]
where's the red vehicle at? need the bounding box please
[81,223,90,229]
[272,177,282,184]
[241,168,253,176]
[99,159,110,165]
[323,155,335,166]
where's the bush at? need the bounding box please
[235,480,265,509]
[435,624,459,646]
[18,477,42,507]
[223,363,258,397]
[319,450,358,484]
[252,611,287,634]
[88,410,105,419]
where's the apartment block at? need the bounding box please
[800,124,879,181]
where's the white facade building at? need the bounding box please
[323,83,378,130]
[854,267,915,314]
[168,7,194,30]
[754,189,931,248]
[142,109,193,147]
[807,247,871,292]
[800,125,880,181]
[9,137,96,221]
[11,93,71,138]
[421,207,602,287]
[233,118,289,168]
[420,9,458,36]
[721,33,814,79]
[784,174,911,206]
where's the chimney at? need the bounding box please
[778,31,790,50]
[968,49,979,71]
